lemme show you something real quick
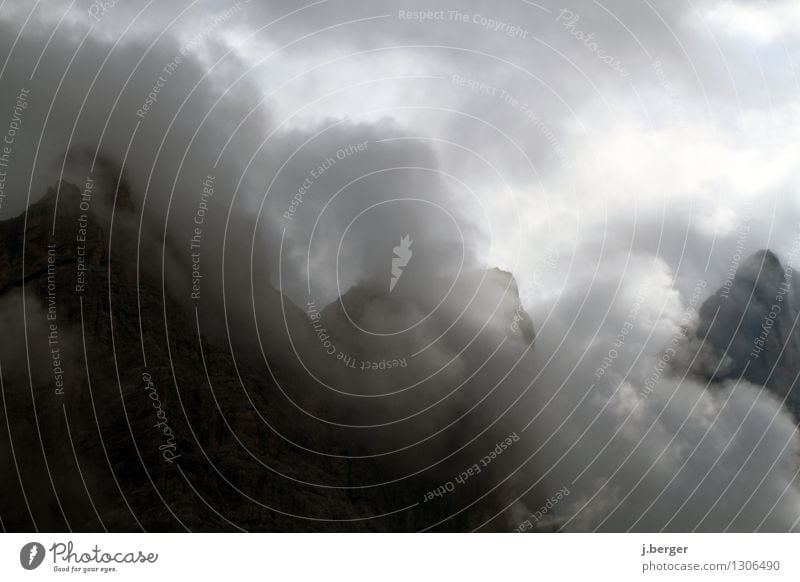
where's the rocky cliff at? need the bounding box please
[689,249,800,417]
[0,178,537,532]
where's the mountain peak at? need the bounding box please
[726,249,787,294]
[742,248,783,273]
[689,247,800,416]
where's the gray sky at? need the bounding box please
[2,0,800,530]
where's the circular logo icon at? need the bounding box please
[20,542,45,570]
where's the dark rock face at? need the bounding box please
[0,179,536,532]
[691,249,800,417]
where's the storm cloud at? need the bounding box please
[1,0,799,531]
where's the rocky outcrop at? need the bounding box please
[690,249,800,417]
[0,178,536,532]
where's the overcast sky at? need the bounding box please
[2,0,800,531]
[1,0,798,302]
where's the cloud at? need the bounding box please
[704,0,800,44]
[500,252,800,531]
[1,0,800,531]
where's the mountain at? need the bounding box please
[0,177,537,532]
[689,249,800,417]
